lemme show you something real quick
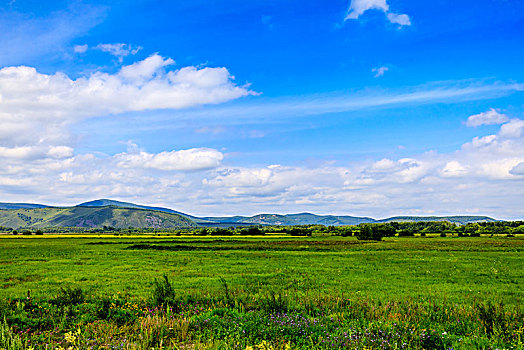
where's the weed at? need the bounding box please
[52,287,85,307]
[0,317,23,350]
[152,274,177,308]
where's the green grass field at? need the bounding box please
[0,235,523,349]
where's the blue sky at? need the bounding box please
[0,0,523,218]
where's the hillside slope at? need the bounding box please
[0,206,197,229]
[78,199,212,224]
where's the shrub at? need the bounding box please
[52,286,85,306]
[259,290,289,313]
[288,227,311,236]
[397,229,414,237]
[476,302,509,338]
[440,232,447,237]
[239,227,264,236]
[152,274,177,308]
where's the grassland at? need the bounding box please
[0,235,522,349]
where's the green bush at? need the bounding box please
[152,274,177,308]
[398,229,414,237]
[52,287,85,306]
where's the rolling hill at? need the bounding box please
[78,199,213,224]
[0,206,197,229]
[0,198,501,228]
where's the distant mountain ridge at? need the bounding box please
[0,202,48,210]
[0,199,500,228]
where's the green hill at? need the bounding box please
[78,199,213,224]
[0,198,501,227]
[0,206,197,229]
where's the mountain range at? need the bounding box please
[0,199,498,229]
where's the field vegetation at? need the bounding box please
[0,227,522,349]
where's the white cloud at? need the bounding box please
[94,43,142,62]
[510,162,524,176]
[0,146,37,159]
[499,118,524,138]
[47,146,74,159]
[372,66,389,77]
[119,54,174,82]
[466,108,509,127]
[73,44,88,54]
[386,13,411,26]
[441,161,467,177]
[0,53,253,152]
[115,148,224,171]
[345,0,411,27]
[345,0,389,19]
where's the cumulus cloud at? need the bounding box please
[0,53,253,152]
[386,13,411,26]
[372,66,389,77]
[466,108,509,127]
[115,148,224,171]
[441,161,467,177]
[345,0,411,26]
[499,118,524,138]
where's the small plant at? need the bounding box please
[53,286,85,306]
[259,290,289,313]
[152,274,177,307]
[476,302,508,338]
[219,277,233,306]
[0,317,24,350]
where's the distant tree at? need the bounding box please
[356,223,394,241]
[512,225,524,235]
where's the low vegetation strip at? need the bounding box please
[126,243,335,252]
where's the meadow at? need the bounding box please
[0,234,522,349]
